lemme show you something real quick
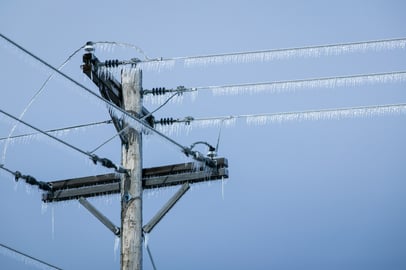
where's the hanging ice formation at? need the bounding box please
[137,38,406,70]
[171,103,406,130]
[202,72,406,96]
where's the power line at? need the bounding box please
[0,243,62,270]
[0,109,126,173]
[0,120,112,142]
[136,37,406,69]
[163,103,406,127]
[0,33,210,165]
[193,71,406,95]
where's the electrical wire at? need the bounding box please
[0,243,63,270]
[0,109,126,173]
[0,120,112,142]
[89,126,129,154]
[142,92,180,120]
[170,103,406,126]
[93,41,149,60]
[0,33,207,165]
[137,37,406,68]
[193,71,406,95]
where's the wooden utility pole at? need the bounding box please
[42,48,229,270]
[121,68,143,270]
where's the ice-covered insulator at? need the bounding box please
[105,59,120,67]
[159,117,175,125]
[152,87,167,95]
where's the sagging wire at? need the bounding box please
[0,120,112,142]
[0,109,127,174]
[0,33,213,166]
[142,92,183,121]
[91,41,150,60]
[0,164,51,191]
[89,126,129,154]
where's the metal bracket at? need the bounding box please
[78,197,120,236]
[143,183,190,234]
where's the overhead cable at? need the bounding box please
[0,109,126,174]
[194,71,406,95]
[0,33,210,166]
[134,37,406,69]
[160,103,406,127]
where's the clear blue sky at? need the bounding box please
[1,1,405,269]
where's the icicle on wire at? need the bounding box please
[93,41,149,60]
[194,71,406,96]
[175,103,406,129]
[138,37,406,70]
[0,33,209,166]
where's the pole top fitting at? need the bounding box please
[84,41,95,53]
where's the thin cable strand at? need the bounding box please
[0,120,112,142]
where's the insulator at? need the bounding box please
[152,87,166,95]
[105,59,120,68]
[159,117,175,125]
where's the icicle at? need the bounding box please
[182,39,406,67]
[192,117,237,129]
[51,207,55,240]
[221,177,225,200]
[209,72,406,96]
[114,236,120,261]
[144,233,149,249]
[246,104,406,125]
[138,59,176,72]
[41,202,48,215]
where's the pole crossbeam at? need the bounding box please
[42,158,229,202]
